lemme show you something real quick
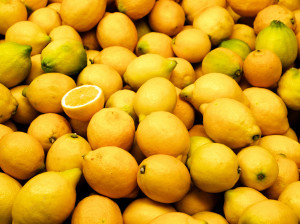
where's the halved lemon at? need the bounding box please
[61,85,105,121]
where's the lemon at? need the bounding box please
[41,39,87,76]
[123,53,177,90]
[0,172,22,224]
[0,41,32,88]
[219,38,251,60]
[189,142,240,193]
[277,67,300,110]
[133,77,177,122]
[5,21,51,55]
[0,0,27,35]
[12,168,81,224]
[0,83,18,123]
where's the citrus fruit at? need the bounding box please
[0,172,22,224]
[93,45,136,76]
[96,12,138,51]
[229,23,256,51]
[243,49,282,88]
[123,53,177,91]
[135,111,190,159]
[12,168,82,224]
[0,131,45,180]
[148,0,185,36]
[49,25,82,43]
[122,197,176,224]
[60,0,106,32]
[76,64,123,101]
[133,77,177,122]
[71,194,123,224]
[27,113,72,152]
[25,54,44,84]
[0,0,27,35]
[137,154,191,204]
[135,32,174,58]
[87,107,135,151]
[5,20,51,55]
[218,38,251,60]
[24,72,76,113]
[172,28,211,63]
[193,6,234,46]
[238,199,298,224]
[200,98,261,149]
[41,39,87,76]
[223,187,268,224]
[0,124,13,140]
[116,0,155,20]
[243,87,289,135]
[277,67,300,110]
[61,85,105,121]
[0,83,18,124]
[192,211,228,224]
[10,85,40,125]
[189,142,240,193]
[82,146,138,198]
[149,212,205,224]
[46,133,92,171]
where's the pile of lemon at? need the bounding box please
[1,0,300,223]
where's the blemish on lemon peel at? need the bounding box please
[140,165,146,174]
[257,172,266,181]
[49,136,56,144]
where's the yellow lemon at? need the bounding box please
[257,135,300,168]
[49,25,82,43]
[93,45,137,77]
[0,124,13,140]
[148,0,185,36]
[76,64,123,101]
[10,85,40,125]
[168,57,196,89]
[193,6,234,46]
[172,28,211,63]
[25,54,44,84]
[5,21,51,55]
[137,154,191,203]
[0,41,32,88]
[71,194,123,224]
[134,18,152,39]
[85,49,100,65]
[133,77,177,121]
[279,181,300,222]
[68,118,89,139]
[87,108,135,151]
[136,111,190,158]
[21,0,47,12]
[96,12,138,51]
[229,23,256,51]
[200,98,261,149]
[135,32,174,58]
[24,72,76,113]
[223,187,268,224]
[264,155,299,199]
[180,72,249,112]
[82,146,138,198]
[61,85,105,121]
[46,133,92,171]
[237,145,279,191]
[244,87,289,135]
[105,89,137,123]
[28,7,61,34]
[123,53,177,91]
[0,172,22,224]
[0,0,27,35]
[189,142,240,193]
[174,185,219,215]
[27,113,72,152]
[193,211,228,224]
[0,131,45,180]
[122,197,176,224]
[0,83,18,124]
[80,28,101,50]
[12,168,82,224]
[60,0,106,32]
[238,199,298,224]
[277,67,300,110]
[149,212,205,224]
[116,0,155,20]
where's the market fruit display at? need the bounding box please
[1,0,300,223]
